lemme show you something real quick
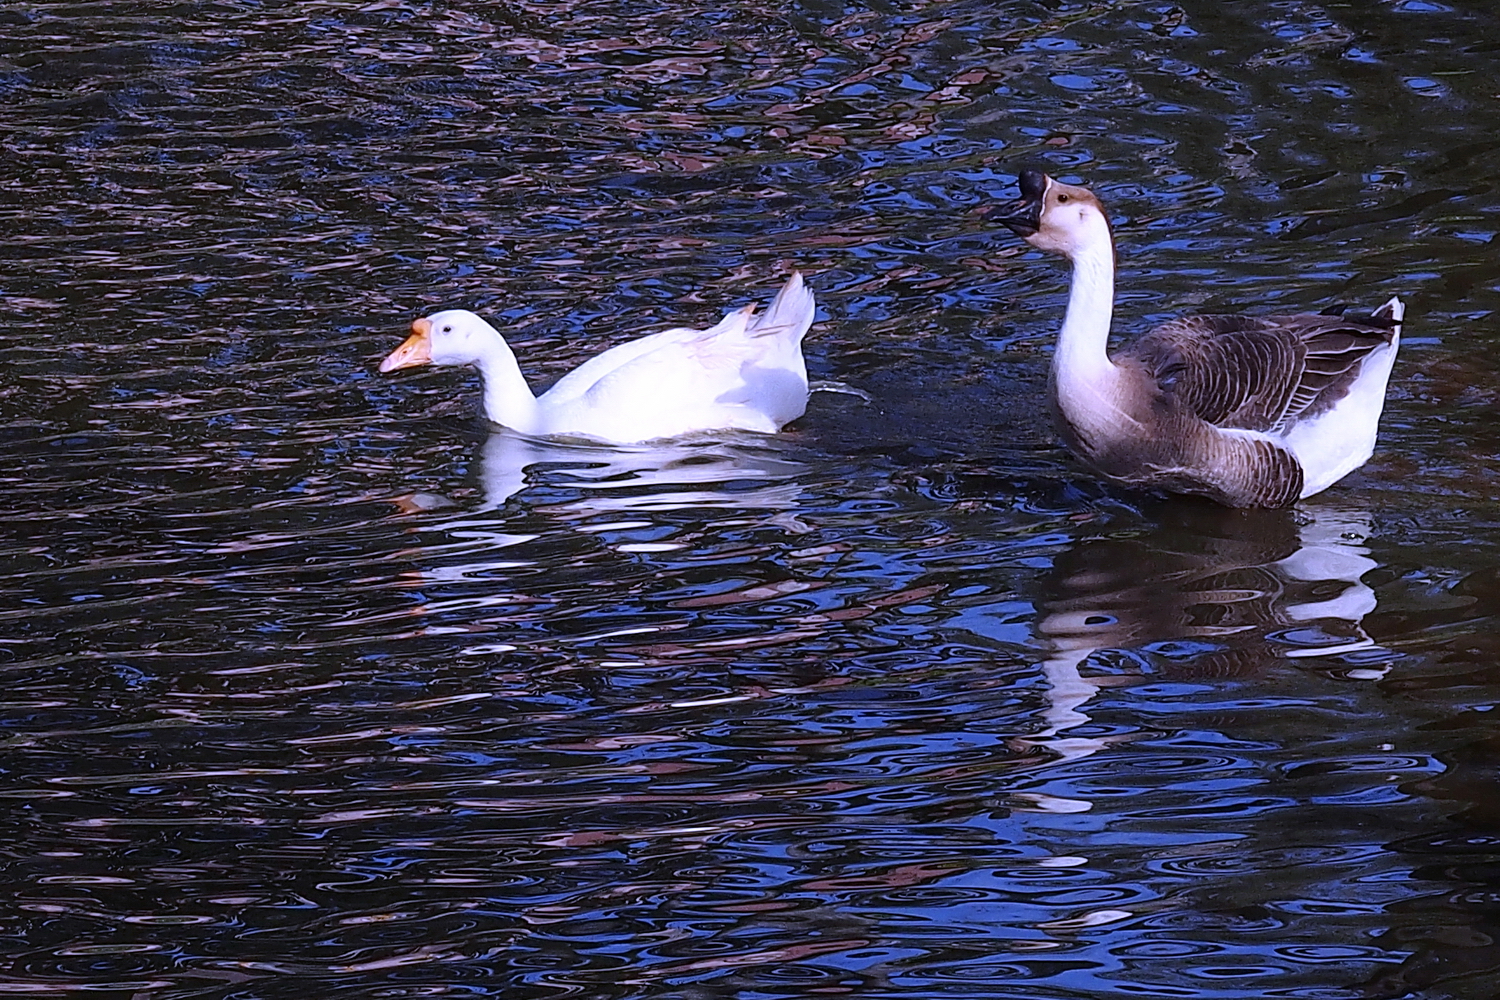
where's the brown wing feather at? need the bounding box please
[1093,417,1305,508]
[1126,314,1395,434]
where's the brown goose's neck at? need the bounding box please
[1051,237,1127,437]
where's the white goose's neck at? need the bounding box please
[1052,231,1122,424]
[472,333,543,435]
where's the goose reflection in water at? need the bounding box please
[410,428,810,583]
[1020,502,1392,770]
[473,427,808,519]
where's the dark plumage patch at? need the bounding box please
[1088,425,1305,509]
[1128,312,1396,435]
[1061,309,1398,508]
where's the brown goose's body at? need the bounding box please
[995,171,1403,509]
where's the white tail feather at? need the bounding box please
[1378,295,1405,327]
[748,271,816,341]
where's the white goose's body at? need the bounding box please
[381,273,815,444]
[995,171,1402,508]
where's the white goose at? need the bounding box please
[994,170,1403,508]
[380,272,815,444]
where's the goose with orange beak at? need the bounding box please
[379,272,816,445]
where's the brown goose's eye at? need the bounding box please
[1057,193,1070,204]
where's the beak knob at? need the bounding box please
[989,170,1049,238]
[1018,169,1048,201]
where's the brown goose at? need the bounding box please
[993,170,1403,508]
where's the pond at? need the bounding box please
[3,1,1500,997]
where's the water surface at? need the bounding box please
[3,1,1500,997]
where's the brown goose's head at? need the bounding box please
[991,170,1111,258]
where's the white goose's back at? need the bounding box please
[535,272,816,443]
[541,307,756,409]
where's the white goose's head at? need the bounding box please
[380,309,502,372]
[993,170,1111,259]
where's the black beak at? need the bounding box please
[989,169,1048,237]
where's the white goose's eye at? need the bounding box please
[442,325,453,333]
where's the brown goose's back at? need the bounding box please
[1057,309,1399,508]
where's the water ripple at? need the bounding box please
[3,0,1500,997]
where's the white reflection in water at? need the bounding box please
[408,430,811,635]
[470,427,808,519]
[1022,505,1390,775]
[1275,510,1379,657]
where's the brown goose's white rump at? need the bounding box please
[992,170,1402,508]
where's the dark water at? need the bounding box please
[4,1,1500,996]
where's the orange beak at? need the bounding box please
[380,317,433,372]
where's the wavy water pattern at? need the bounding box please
[3,1,1500,997]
